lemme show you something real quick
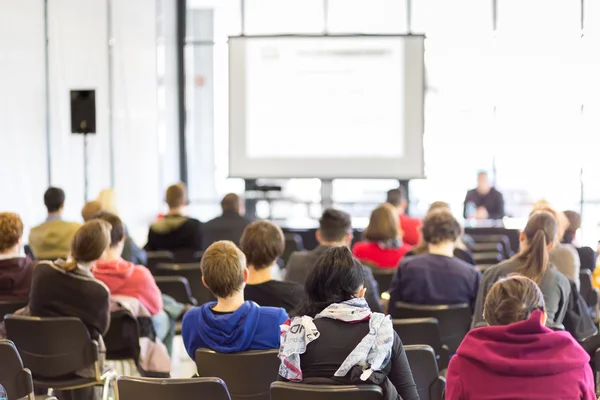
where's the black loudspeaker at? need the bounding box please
[70,90,96,134]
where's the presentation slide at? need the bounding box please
[229,35,424,179]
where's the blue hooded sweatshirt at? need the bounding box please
[182,300,288,358]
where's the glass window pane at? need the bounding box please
[327,0,407,34]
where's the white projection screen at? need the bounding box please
[229,35,425,179]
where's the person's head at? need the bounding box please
[44,187,65,214]
[477,171,490,190]
[562,210,581,244]
[81,201,103,221]
[386,187,407,213]
[516,211,558,283]
[316,208,353,246]
[201,241,248,299]
[298,246,366,317]
[0,213,24,255]
[484,274,546,326]
[63,220,112,271]
[92,212,126,258]
[428,201,450,214]
[221,193,242,214]
[422,210,462,246]
[165,183,187,210]
[529,204,568,242]
[96,189,119,215]
[240,221,284,270]
[363,204,400,243]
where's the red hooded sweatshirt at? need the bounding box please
[446,310,595,400]
[92,258,163,315]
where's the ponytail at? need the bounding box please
[518,230,549,283]
[62,259,79,272]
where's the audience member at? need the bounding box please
[182,241,287,358]
[278,246,419,400]
[352,204,412,268]
[202,193,250,249]
[82,199,147,265]
[386,187,421,245]
[563,210,596,273]
[285,208,383,312]
[390,210,480,308]
[240,221,304,314]
[28,187,80,260]
[447,275,595,400]
[145,184,203,258]
[463,171,505,219]
[0,213,35,300]
[472,211,571,328]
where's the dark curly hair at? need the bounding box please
[421,210,461,245]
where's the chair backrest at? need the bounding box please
[156,263,215,305]
[154,276,197,306]
[5,315,99,379]
[467,234,513,258]
[146,251,175,273]
[392,318,448,370]
[281,234,305,265]
[580,270,599,308]
[390,302,471,353]
[24,245,35,260]
[104,310,141,361]
[270,382,383,400]
[404,345,445,400]
[0,300,28,322]
[194,251,205,261]
[472,252,504,265]
[195,349,279,400]
[0,339,34,400]
[116,377,231,400]
[368,266,396,295]
[471,242,503,253]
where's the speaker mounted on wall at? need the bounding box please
[70,89,96,134]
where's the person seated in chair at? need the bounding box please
[285,208,383,312]
[240,221,304,314]
[278,246,419,400]
[447,275,595,400]
[29,187,80,260]
[182,241,288,357]
[390,210,480,309]
[386,187,421,246]
[145,183,203,258]
[202,193,250,249]
[352,204,412,269]
[0,213,35,301]
[562,210,596,274]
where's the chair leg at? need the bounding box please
[101,370,118,400]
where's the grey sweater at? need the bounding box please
[471,258,571,329]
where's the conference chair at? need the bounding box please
[270,382,383,400]
[195,349,279,400]
[115,377,231,400]
[471,242,503,253]
[0,300,27,322]
[472,251,504,266]
[146,251,175,273]
[390,302,472,353]
[368,267,396,296]
[0,339,57,400]
[154,276,197,306]
[392,318,449,370]
[404,345,445,400]
[104,310,141,373]
[4,315,117,400]
[281,234,304,265]
[155,263,215,305]
[467,234,513,259]
[194,251,204,261]
[580,270,600,317]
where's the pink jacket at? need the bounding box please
[447,311,595,400]
[93,259,163,315]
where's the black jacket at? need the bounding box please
[202,211,250,249]
[278,318,419,400]
[463,187,505,219]
[145,215,203,256]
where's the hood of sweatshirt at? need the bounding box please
[0,256,35,294]
[93,258,135,292]
[192,301,261,353]
[458,310,590,377]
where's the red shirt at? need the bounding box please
[399,214,422,246]
[352,241,412,269]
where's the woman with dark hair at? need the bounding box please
[471,211,571,328]
[352,204,412,268]
[278,247,418,400]
[447,275,595,399]
[390,210,480,308]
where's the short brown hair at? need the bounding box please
[421,210,461,245]
[318,208,352,242]
[364,204,400,242]
[92,212,125,247]
[386,187,406,207]
[64,220,111,271]
[484,274,545,326]
[166,184,186,209]
[240,221,284,270]
[81,201,103,221]
[0,213,24,252]
[201,241,246,298]
[221,193,241,213]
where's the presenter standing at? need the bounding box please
[463,171,505,220]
